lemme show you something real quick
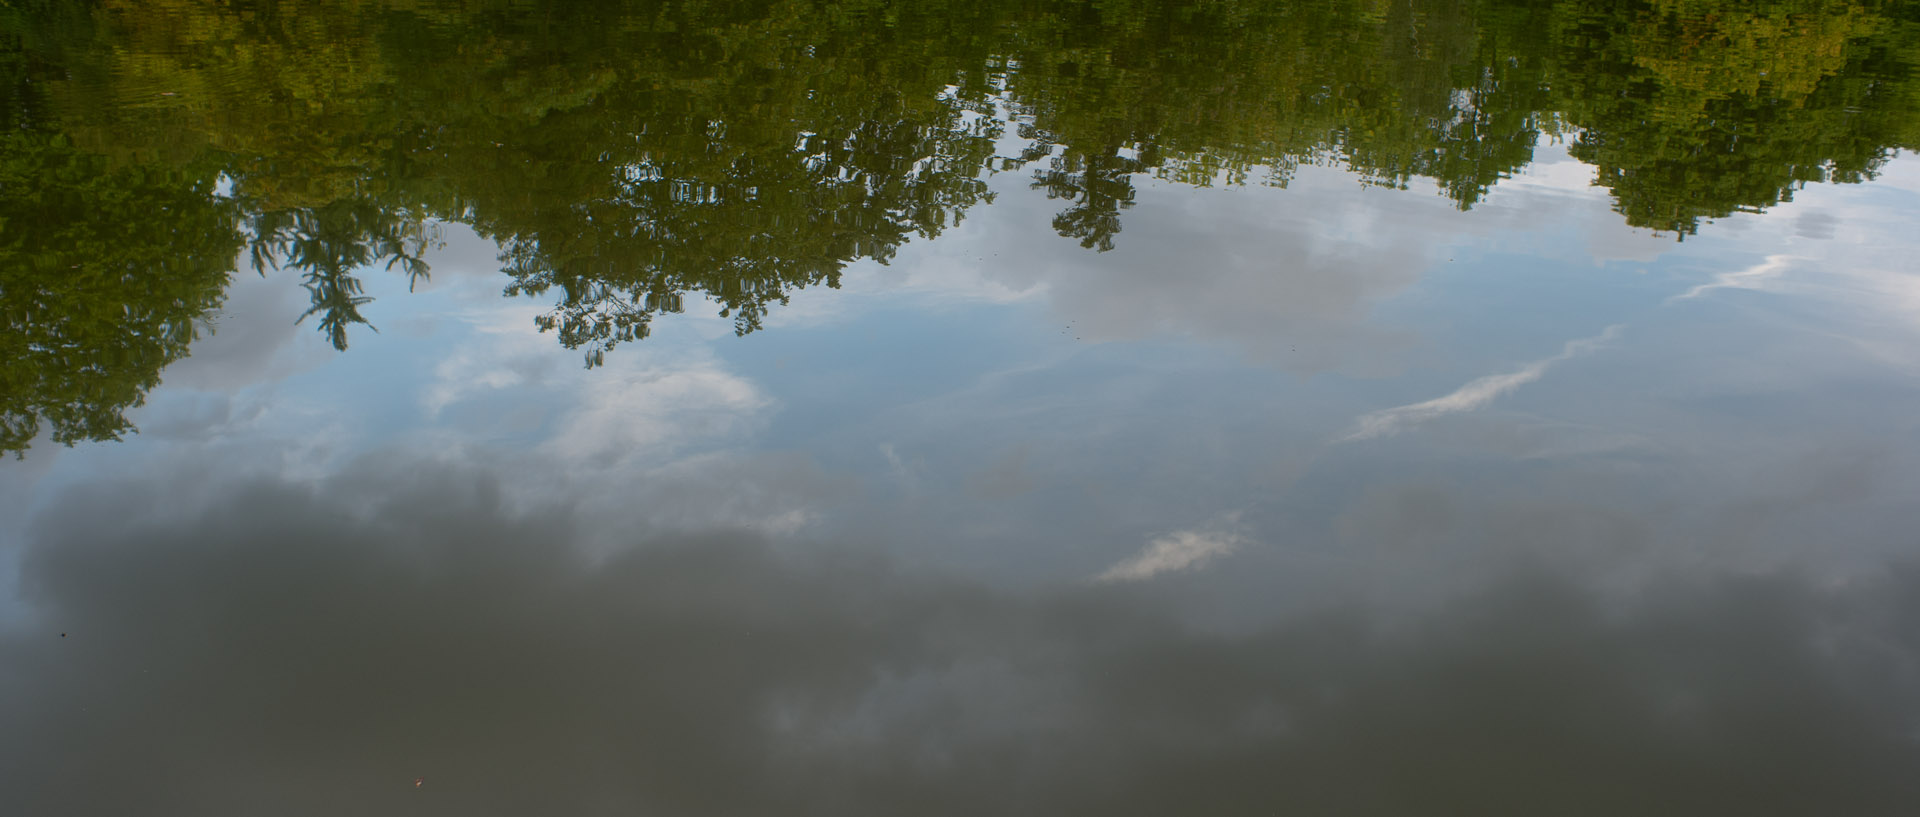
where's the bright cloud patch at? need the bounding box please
[1340,325,1624,442]
[545,366,770,468]
[1668,254,1799,303]
[1095,526,1244,583]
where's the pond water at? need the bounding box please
[4,1,1920,813]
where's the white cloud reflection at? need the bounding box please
[1095,518,1245,582]
[1340,325,1626,442]
[543,366,770,468]
[1668,254,1800,303]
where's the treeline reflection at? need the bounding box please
[3,0,1916,453]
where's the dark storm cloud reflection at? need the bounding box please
[5,462,1920,816]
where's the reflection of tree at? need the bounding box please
[476,94,1002,365]
[0,132,240,456]
[247,201,435,351]
[1545,0,1913,234]
[995,0,1918,237]
[33,0,1919,276]
[1026,142,1150,252]
[3,0,1919,451]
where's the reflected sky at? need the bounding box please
[6,139,1920,811]
[6,0,1920,809]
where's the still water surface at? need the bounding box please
[4,0,1920,813]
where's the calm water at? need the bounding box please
[4,0,1920,813]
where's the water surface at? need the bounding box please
[4,1,1920,813]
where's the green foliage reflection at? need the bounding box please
[0,132,240,455]
[1,0,1916,454]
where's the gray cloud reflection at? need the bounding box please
[160,264,330,391]
[4,458,1919,816]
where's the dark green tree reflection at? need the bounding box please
[0,132,240,455]
[248,201,436,352]
[2,0,1917,454]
